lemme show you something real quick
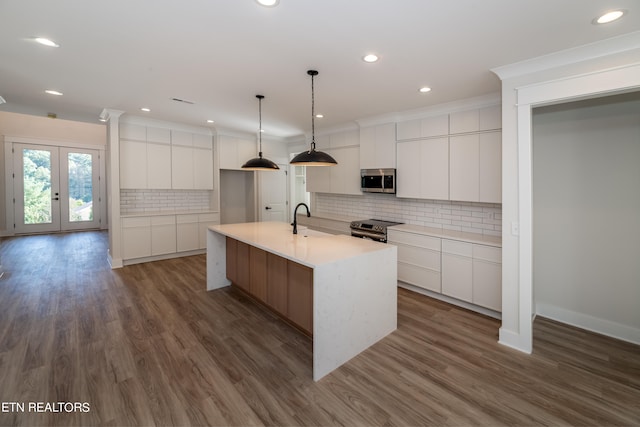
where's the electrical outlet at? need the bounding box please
[511,221,519,236]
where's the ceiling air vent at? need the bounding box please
[171,97,195,105]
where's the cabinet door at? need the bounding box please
[267,253,288,315]
[193,147,214,190]
[287,261,313,335]
[359,126,377,169]
[147,143,172,189]
[151,216,176,256]
[396,140,421,198]
[420,137,449,200]
[120,140,147,188]
[330,146,361,195]
[421,114,449,138]
[172,145,194,189]
[449,134,479,202]
[236,241,250,291]
[249,246,268,303]
[171,130,193,146]
[374,123,397,169]
[479,106,501,131]
[479,131,501,203]
[306,163,331,193]
[473,259,501,311]
[120,123,146,141]
[441,253,473,302]
[122,217,151,259]
[226,237,238,283]
[396,119,421,141]
[176,215,199,252]
[147,127,171,144]
[450,109,479,134]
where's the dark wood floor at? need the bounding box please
[0,231,638,426]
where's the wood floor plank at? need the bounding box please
[0,231,639,426]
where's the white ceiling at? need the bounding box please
[0,0,638,138]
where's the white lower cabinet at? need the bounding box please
[122,212,220,262]
[151,216,176,256]
[389,228,501,312]
[388,230,441,293]
[441,239,501,311]
[122,217,151,259]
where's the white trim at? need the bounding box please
[536,303,640,346]
[4,135,105,150]
[492,31,640,80]
[120,114,214,136]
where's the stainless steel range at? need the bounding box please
[350,219,403,243]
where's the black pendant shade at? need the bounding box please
[242,95,280,171]
[290,70,337,166]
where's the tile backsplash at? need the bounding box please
[315,193,502,236]
[120,189,212,215]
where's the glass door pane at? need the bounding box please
[67,152,93,222]
[13,143,60,234]
[60,147,100,231]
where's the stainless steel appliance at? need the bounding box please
[361,168,396,194]
[350,218,403,243]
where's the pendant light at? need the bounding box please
[242,95,280,171]
[290,70,338,166]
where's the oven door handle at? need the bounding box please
[351,229,386,242]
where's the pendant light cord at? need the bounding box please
[310,72,316,151]
[257,94,264,158]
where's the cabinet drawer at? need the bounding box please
[122,216,151,228]
[398,262,441,293]
[396,244,440,271]
[388,231,440,251]
[442,239,472,257]
[473,245,501,263]
[176,214,199,224]
[151,215,176,226]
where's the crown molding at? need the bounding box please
[492,31,640,81]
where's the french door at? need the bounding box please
[13,143,101,234]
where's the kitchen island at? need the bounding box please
[207,221,397,381]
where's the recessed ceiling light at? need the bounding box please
[45,90,63,96]
[34,37,59,47]
[207,119,214,123]
[98,118,107,122]
[256,0,279,7]
[363,54,379,63]
[140,107,151,112]
[419,87,432,93]
[593,10,626,24]
[315,114,324,118]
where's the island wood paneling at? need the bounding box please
[1,231,639,427]
[225,236,237,283]
[287,261,313,335]
[249,246,267,302]
[235,240,250,291]
[267,252,288,314]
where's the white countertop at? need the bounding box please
[121,210,219,218]
[388,223,501,247]
[208,221,391,268]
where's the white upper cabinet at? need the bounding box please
[305,130,361,195]
[449,131,501,203]
[397,137,448,200]
[171,131,213,190]
[359,123,396,169]
[120,123,146,141]
[218,135,256,170]
[396,114,449,141]
[146,127,171,144]
[450,106,501,134]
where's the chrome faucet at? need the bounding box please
[292,202,310,234]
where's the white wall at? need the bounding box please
[220,170,255,224]
[532,94,640,341]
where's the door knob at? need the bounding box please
[52,197,59,201]
[265,206,272,210]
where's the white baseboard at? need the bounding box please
[536,303,640,345]
[498,328,532,354]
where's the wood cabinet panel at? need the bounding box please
[225,237,238,284]
[287,261,313,335]
[236,241,250,291]
[249,246,268,303]
[267,253,288,315]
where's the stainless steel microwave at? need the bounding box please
[361,168,396,194]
